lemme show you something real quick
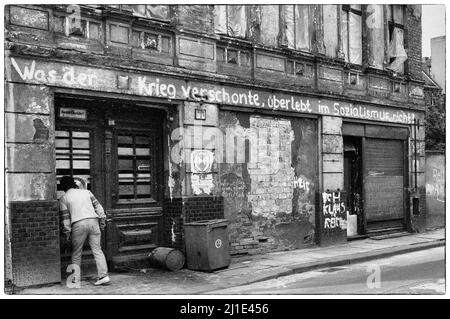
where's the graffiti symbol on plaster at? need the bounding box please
[191,174,214,195]
[191,150,214,173]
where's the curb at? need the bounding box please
[237,239,446,287]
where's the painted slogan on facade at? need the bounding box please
[322,191,347,230]
[316,190,348,246]
[9,57,418,124]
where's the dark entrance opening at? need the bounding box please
[343,136,365,238]
[55,95,166,274]
[343,122,410,238]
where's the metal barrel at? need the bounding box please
[148,247,185,271]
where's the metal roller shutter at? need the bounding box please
[364,138,405,232]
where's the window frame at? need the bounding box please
[386,4,406,73]
[341,4,363,65]
[108,4,171,21]
[55,128,93,197]
[214,5,248,39]
[216,46,251,67]
[284,4,312,52]
[114,130,159,205]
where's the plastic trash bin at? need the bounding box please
[184,219,230,271]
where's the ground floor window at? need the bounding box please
[56,129,91,196]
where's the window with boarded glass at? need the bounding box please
[117,132,156,203]
[55,130,91,197]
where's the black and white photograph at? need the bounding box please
[0,1,447,304]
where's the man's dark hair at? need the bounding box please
[60,175,78,192]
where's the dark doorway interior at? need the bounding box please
[343,136,365,238]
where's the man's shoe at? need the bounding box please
[94,276,110,286]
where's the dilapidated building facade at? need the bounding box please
[5,4,427,287]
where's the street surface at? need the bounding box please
[208,246,445,295]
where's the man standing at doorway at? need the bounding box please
[59,175,110,286]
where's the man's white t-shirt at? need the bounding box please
[59,188,105,225]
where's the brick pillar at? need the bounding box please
[321,116,344,191]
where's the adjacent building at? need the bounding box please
[430,35,445,93]
[422,39,445,230]
[4,4,427,287]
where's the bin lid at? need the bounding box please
[184,219,229,226]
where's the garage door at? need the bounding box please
[364,138,405,232]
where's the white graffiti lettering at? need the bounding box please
[293,176,310,192]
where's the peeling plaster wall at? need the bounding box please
[322,116,344,191]
[164,104,183,200]
[219,111,318,255]
[5,80,61,287]
[5,82,56,202]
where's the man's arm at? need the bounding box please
[59,199,71,239]
[89,192,105,219]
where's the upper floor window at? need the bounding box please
[259,5,280,47]
[365,4,385,69]
[284,5,310,51]
[341,5,362,64]
[323,5,339,58]
[387,5,406,73]
[130,5,170,20]
[214,5,247,38]
[108,4,170,20]
[217,47,251,67]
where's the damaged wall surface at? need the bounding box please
[218,111,318,254]
[5,81,60,287]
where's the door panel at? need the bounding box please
[105,209,163,264]
[115,131,159,205]
[105,109,165,265]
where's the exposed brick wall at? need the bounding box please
[184,196,224,223]
[405,5,423,82]
[163,198,184,249]
[163,196,224,250]
[177,5,215,34]
[8,200,61,288]
[219,111,318,255]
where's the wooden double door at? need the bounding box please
[56,97,165,268]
